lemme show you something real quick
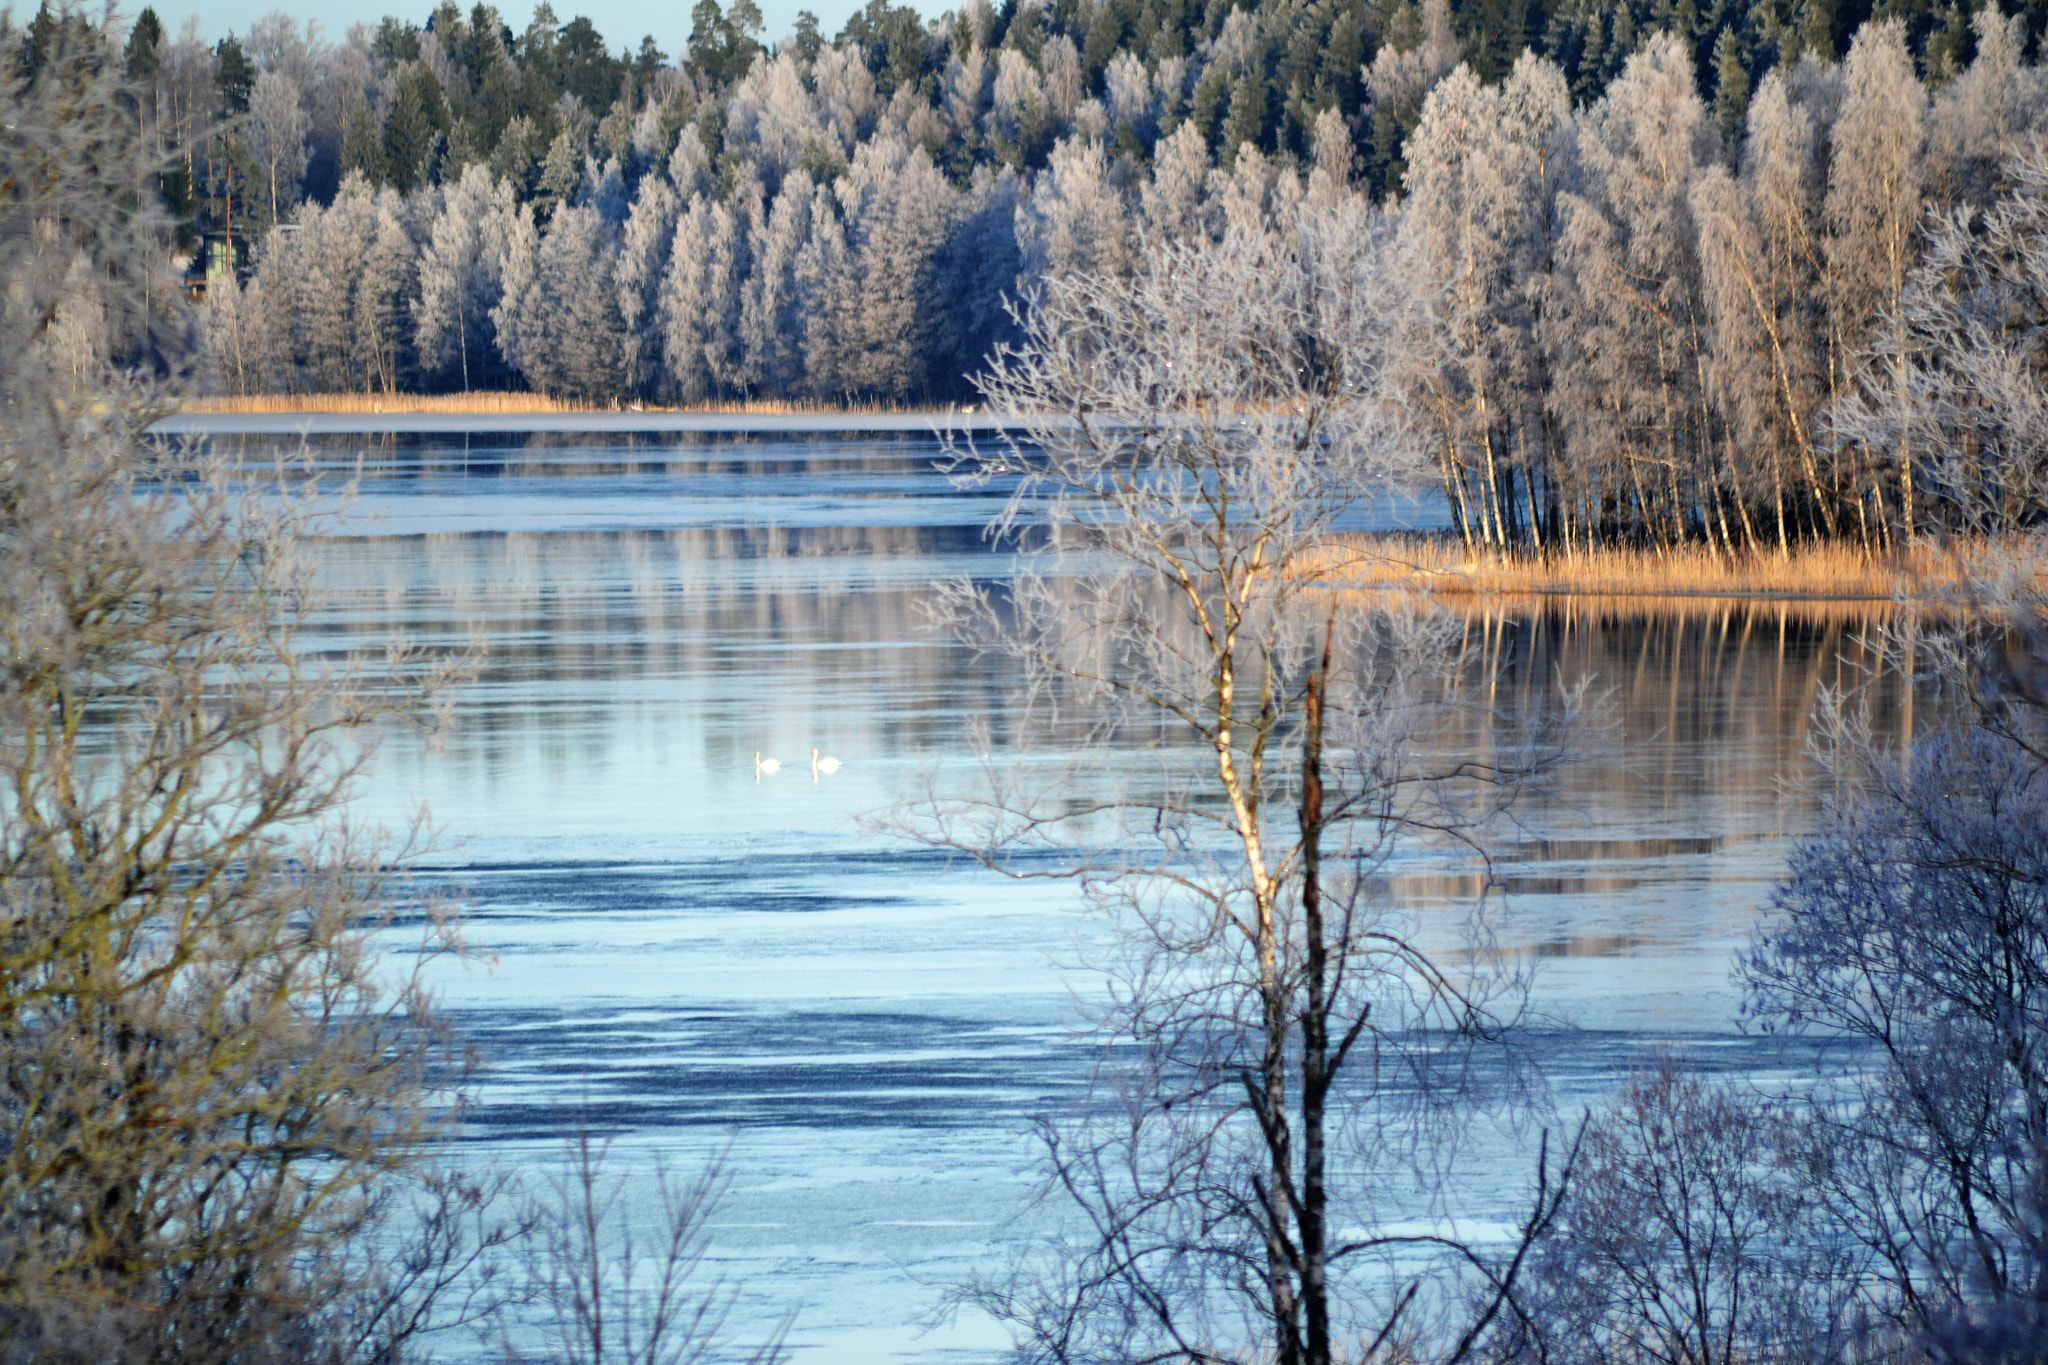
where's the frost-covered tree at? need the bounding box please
[1834,142,2048,537]
[1549,35,1717,549]
[658,186,751,401]
[926,163,1023,394]
[251,173,416,394]
[987,47,1046,164]
[737,172,813,395]
[1692,64,1838,548]
[1362,0,1459,191]
[1016,135,1131,281]
[794,176,854,397]
[1823,19,1928,543]
[812,42,878,156]
[828,135,960,399]
[724,51,823,194]
[415,163,519,392]
[1396,55,1567,551]
[498,201,625,399]
[615,173,680,397]
[246,70,310,229]
[1925,6,2046,211]
[1141,118,1211,241]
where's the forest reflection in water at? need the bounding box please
[270,431,1911,1362]
[1417,596,1908,1030]
[314,512,1910,1029]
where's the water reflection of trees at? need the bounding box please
[1400,598,1909,958]
[307,524,1910,964]
[214,431,951,487]
[306,523,1015,783]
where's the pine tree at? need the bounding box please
[125,7,162,85]
[1711,25,1749,155]
[341,96,387,186]
[384,61,451,192]
[738,171,814,394]
[536,126,582,213]
[616,174,680,397]
[214,32,254,113]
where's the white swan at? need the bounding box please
[754,751,781,779]
[811,749,841,779]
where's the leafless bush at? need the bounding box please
[1496,1058,1866,1365]
[501,1132,788,1365]
[0,12,509,1359]
[1736,701,2048,1362]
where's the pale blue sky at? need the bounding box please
[181,0,949,52]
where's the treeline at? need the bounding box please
[1398,14,2048,555]
[18,0,2048,546]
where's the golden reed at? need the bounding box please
[1305,535,2037,605]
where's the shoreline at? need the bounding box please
[152,409,2031,607]
[152,407,1009,436]
[1318,536,2033,606]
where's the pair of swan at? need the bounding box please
[754,749,841,780]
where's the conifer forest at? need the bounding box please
[70,0,2048,552]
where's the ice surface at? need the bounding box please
[210,427,1899,1361]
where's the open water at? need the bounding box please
[208,423,1907,1362]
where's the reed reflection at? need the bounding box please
[1410,598,1909,1009]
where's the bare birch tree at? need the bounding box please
[1822,19,1928,546]
[1691,63,1838,550]
[1831,136,2048,541]
[246,70,309,231]
[1396,55,1568,553]
[911,203,1578,1365]
[1549,35,1718,552]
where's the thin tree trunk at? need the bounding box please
[1299,618,1335,1365]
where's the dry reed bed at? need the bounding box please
[1346,587,1907,628]
[181,392,912,416]
[1310,536,2035,605]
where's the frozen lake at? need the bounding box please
[212,427,1904,1362]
